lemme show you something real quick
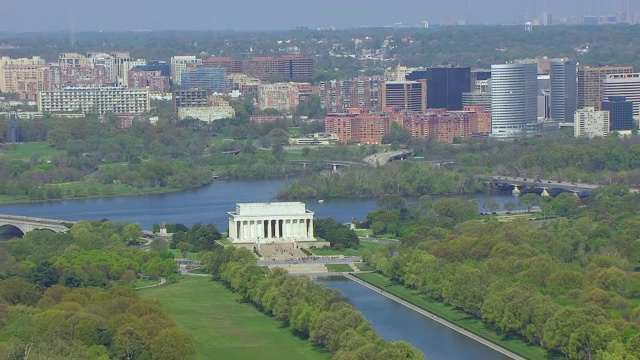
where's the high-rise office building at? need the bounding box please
[181,66,227,93]
[491,63,538,139]
[577,66,633,110]
[170,56,202,86]
[574,107,610,138]
[602,96,634,131]
[406,67,471,110]
[382,81,427,113]
[603,73,640,117]
[550,60,577,122]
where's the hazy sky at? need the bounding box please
[0,0,638,32]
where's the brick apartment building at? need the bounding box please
[326,107,492,144]
[128,69,170,93]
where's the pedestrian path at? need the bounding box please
[343,274,526,360]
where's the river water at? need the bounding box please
[0,178,521,230]
[318,277,511,360]
[0,179,521,358]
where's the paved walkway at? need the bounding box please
[343,274,526,360]
[135,277,166,290]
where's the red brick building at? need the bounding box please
[128,69,170,93]
[43,65,113,91]
[325,109,403,144]
[427,113,472,143]
[326,107,492,144]
[464,106,492,134]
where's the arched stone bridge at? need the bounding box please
[0,214,72,237]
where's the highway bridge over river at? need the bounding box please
[479,176,640,196]
[0,214,72,237]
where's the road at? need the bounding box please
[258,256,362,266]
[489,176,599,190]
[363,149,413,167]
[343,274,526,360]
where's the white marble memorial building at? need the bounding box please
[228,202,315,243]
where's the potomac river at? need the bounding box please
[0,179,523,359]
[0,178,523,230]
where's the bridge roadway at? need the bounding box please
[363,149,414,167]
[0,214,72,235]
[483,176,600,192]
[288,160,373,168]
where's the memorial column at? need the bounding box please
[308,218,314,239]
[267,220,272,239]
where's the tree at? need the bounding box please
[504,202,517,213]
[177,242,193,258]
[483,200,500,213]
[519,194,540,213]
[0,277,41,305]
[30,260,60,289]
[149,328,195,360]
[123,223,143,244]
[150,238,169,252]
[113,325,146,360]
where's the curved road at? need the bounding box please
[343,274,526,360]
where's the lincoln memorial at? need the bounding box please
[228,202,315,244]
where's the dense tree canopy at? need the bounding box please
[364,186,640,359]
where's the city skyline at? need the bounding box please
[1,0,640,33]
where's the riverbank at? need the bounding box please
[140,277,329,360]
[353,272,558,360]
[0,184,185,205]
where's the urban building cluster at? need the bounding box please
[0,53,316,126]
[1,48,637,142]
[316,58,639,144]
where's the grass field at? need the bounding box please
[169,249,202,260]
[325,264,354,272]
[140,277,329,360]
[354,262,375,271]
[354,273,558,360]
[0,142,63,161]
[310,240,388,256]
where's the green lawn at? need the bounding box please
[0,142,63,161]
[354,273,559,360]
[310,240,388,256]
[325,264,354,272]
[354,262,375,271]
[354,229,372,237]
[140,277,329,360]
[169,249,202,260]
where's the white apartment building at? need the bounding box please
[177,97,235,122]
[574,107,610,138]
[603,73,640,117]
[38,87,150,115]
[170,56,202,86]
